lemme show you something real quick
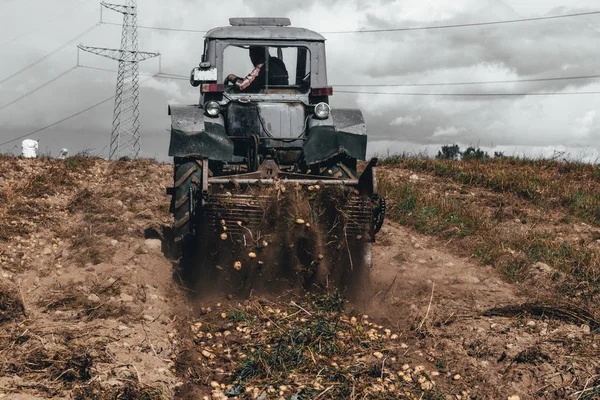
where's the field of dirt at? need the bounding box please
[0,155,598,399]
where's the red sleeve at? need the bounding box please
[237,64,264,90]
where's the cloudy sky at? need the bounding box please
[1,0,600,161]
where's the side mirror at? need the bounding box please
[190,65,218,88]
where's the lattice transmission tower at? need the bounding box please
[79,0,159,160]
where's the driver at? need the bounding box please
[225,46,289,92]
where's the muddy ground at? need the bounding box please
[0,156,598,399]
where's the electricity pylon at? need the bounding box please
[79,0,159,160]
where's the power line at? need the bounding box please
[79,64,600,88]
[0,23,100,87]
[0,74,156,149]
[101,10,600,35]
[334,73,600,87]
[337,90,600,96]
[0,66,78,112]
[323,10,600,34]
[78,64,188,80]
[0,96,114,148]
[102,21,206,33]
[0,0,90,47]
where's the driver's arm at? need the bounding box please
[230,64,264,91]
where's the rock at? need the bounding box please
[144,239,162,250]
[453,374,461,380]
[460,276,480,284]
[409,174,420,181]
[87,294,101,303]
[526,320,536,328]
[42,247,52,255]
[581,324,591,335]
[120,293,134,302]
[507,396,520,400]
[118,325,129,331]
[143,314,154,322]
[110,239,119,246]
[532,262,553,276]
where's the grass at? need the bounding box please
[381,156,600,225]
[179,294,445,399]
[378,156,600,305]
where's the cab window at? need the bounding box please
[223,45,311,93]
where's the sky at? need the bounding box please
[1,0,600,161]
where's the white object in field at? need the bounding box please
[58,148,69,159]
[21,139,38,158]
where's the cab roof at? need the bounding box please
[205,26,326,42]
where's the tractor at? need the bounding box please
[167,18,385,293]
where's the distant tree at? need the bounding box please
[436,144,461,160]
[462,146,490,160]
[494,151,505,159]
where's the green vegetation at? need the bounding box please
[379,153,600,303]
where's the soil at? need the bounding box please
[0,156,598,399]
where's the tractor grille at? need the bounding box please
[203,194,271,234]
[202,192,373,238]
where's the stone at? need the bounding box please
[581,324,591,335]
[526,320,536,328]
[532,262,553,275]
[460,276,481,284]
[87,294,101,303]
[110,239,119,246]
[120,293,134,302]
[144,239,162,250]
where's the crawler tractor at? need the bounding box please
[167,18,385,292]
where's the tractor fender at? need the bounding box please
[168,105,235,161]
[304,108,367,165]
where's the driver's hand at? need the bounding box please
[226,74,239,84]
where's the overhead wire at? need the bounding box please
[336,90,600,96]
[0,0,91,47]
[0,75,154,148]
[0,96,114,148]
[99,9,600,35]
[333,74,600,87]
[321,10,600,34]
[78,64,188,80]
[101,21,206,33]
[0,66,78,112]
[0,23,101,87]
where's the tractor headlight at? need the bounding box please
[204,101,221,118]
[314,102,330,119]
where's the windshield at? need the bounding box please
[223,45,311,94]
